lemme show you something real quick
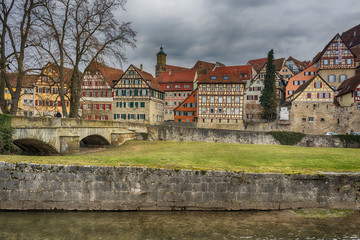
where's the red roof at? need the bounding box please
[133,65,164,93]
[198,65,251,84]
[247,58,267,73]
[164,64,190,72]
[86,61,123,87]
[337,72,360,97]
[156,69,196,84]
[6,73,38,88]
[192,60,216,71]
[341,24,360,48]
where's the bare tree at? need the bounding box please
[35,0,136,118]
[0,0,42,115]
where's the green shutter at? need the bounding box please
[128,114,130,119]
[120,102,122,108]
[114,114,116,119]
[135,102,139,108]
[134,89,138,96]
[137,114,139,119]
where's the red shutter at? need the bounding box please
[95,115,97,120]
[58,101,62,107]
[82,82,85,86]
[81,104,84,109]
[35,100,38,106]
[323,93,325,98]
[317,93,319,98]
[314,82,316,88]
[95,82,98,86]
[36,87,38,93]
[67,101,69,107]
[106,92,108,97]
[83,92,86,97]
[105,116,108,120]
[329,93,331,98]
[112,92,114,97]
[96,91,98,97]
[320,82,323,88]
[50,101,53,106]
[103,104,105,110]
[90,92,92,97]
[109,104,112,110]
[97,104,100,110]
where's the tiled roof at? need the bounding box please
[164,64,190,72]
[274,58,285,71]
[287,56,306,69]
[247,58,267,73]
[86,61,123,87]
[198,65,251,84]
[341,24,360,48]
[6,73,38,88]
[337,72,360,97]
[350,47,360,62]
[192,60,216,71]
[133,66,164,93]
[292,74,332,97]
[156,69,196,84]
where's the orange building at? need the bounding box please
[286,64,318,98]
[174,89,197,122]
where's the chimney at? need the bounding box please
[169,69,172,76]
[140,64,143,72]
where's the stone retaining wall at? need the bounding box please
[1,161,360,211]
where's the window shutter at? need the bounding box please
[106,116,108,120]
[96,92,98,97]
[83,92,86,97]
[320,82,322,88]
[112,92,114,97]
[114,114,116,120]
[329,93,331,98]
[103,104,105,110]
[35,100,38,106]
[67,101,69,107]
[109,104,112,110]
[81,104,84,109]
[58,101,61,106]
[50,101,53,106]
[97,104,100,110]
[137,114,139,120]
[82,82,84,86]
[317,93,319,98]
[90,92,93,97]
[314,82,316,88]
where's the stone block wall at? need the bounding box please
[1,161,360,211]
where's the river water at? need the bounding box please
[0,211,359,239]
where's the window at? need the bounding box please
[307,93,311,98]
[339,75,348,82]
[201,107,206,114]
[235,96,240,103]
[314,82,322,88]
[346,59,353,64]
[219,97,223,103]
[211,85,215,91]
[202,85,206,92]
[219,85,223,91]
[210,76,217,80]
[321,118,325,122]
[125,79,130,85]
[226,108,231,115]
[288,90,294,95]
[323,59,329,65]
[210,96,214,103]
[129,71,134,75]
[302,118,306,122]
[235,108,239,115]
[356,91,360,97]
[282,69,287,72]
[218,108,223,114]
[308,117,314,122]
[202,96,206,103]
[327,75,336,82]
[210,108,214,114]
[227,85,231,91]
[235,84,240,91]
[223,76,229,80]
[227,96,231,103]
[140,102,145,108]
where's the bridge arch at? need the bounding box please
[13,139,59,155]
[80,134,111,148]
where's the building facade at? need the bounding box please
[113,65,164,124]
[174,89,198,123]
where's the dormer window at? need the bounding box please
[210,75,217,80]
[223,76,229,80]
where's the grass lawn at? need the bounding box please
[1,140,360,174]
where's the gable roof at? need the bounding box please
[5,73,38,88]
[41,62,74,85]
[174,88,198,112]
[85,61,123,87]
[247,57,267,73]
[293,74,333,96]
[312,34,356,64]
[192,60,216,71]
[198,65,251,84]
[287,56,306,69]
[341,24,360,48]
[274,58,285,71]
[156,69,196,84]
[132,65,164,93]
[163,64,190,72]
[337,72,360,97]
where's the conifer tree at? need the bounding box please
[259,49,278,121]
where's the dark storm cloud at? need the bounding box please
[117,0,360,75]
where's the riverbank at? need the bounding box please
[1,161,360,211]
[2,140,360,174]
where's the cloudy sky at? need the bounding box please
[115,0,360,76]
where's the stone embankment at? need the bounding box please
[1,161,359,211]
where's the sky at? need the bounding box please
[113,0,360,76]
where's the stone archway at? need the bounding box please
[80,134,110,148]
[13,138,59,155]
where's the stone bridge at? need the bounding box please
[11,116,148,155]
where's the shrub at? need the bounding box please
[337,135,360,147]
[269,131,305,145]
[0,114,14,154]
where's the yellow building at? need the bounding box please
[33,63,72,117]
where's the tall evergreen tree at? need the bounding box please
[259,49,278,121]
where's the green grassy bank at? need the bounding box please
[1,140,360,174]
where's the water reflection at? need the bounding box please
[0,211,359,239]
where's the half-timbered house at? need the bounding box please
[174,89,198,123]
[197,66,250,129]
[113,65,164,124]
[336,72,360,107]
[80,62,123,120]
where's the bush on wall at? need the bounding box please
[0,114,14,154]
[337,135,360,147]
[268,131,305,145]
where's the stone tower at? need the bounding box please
[155,46,167,77]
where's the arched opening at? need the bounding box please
[13,139,59,155]
[80,135,110,148]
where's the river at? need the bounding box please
[0,211,359,239]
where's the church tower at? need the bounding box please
[155,46,167,77]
